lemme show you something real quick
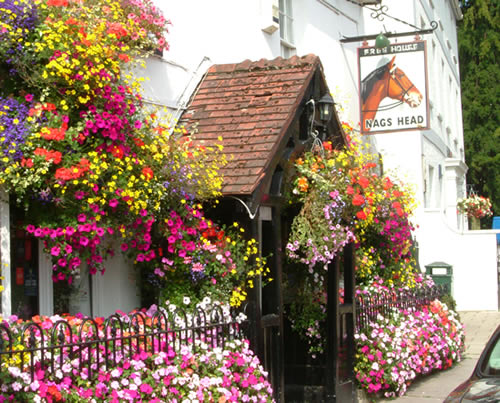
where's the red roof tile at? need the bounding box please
[180,54,321,196]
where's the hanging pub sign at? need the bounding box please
[358,40,429,134]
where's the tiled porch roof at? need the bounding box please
[180,54,321,195]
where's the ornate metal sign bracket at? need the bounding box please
[341,1,438,44]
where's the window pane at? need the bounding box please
[482,334,500,376]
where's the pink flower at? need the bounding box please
[192,263,204,272]
[51,246,60,256]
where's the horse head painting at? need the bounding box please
[361,56,423,132]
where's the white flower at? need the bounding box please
[8,367,21,377]
[183,296,191,305]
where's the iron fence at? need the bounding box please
[0,304,251,383]
[356,285,447,332]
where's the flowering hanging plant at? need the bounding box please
[457,194,493,219]
[0,0,267,310]
[284,123,420,356]
[141,204,270,308]
[287,125,417,282]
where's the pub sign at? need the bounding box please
[358,40,429,134]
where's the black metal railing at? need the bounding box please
[356,285,447,332]
[0,304,251,382]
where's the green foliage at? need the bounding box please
[440,293,457,312]
[458,0,500,215]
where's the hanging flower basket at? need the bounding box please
[457,194,493,220]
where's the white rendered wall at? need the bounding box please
[420,211,499,311]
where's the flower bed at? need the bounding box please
[354,299,465,398]
[0,301,274,402]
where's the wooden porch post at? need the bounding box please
[272,206,285,402]
[324,243,357,402]
[325,255,340,402]
[249,215,264,360]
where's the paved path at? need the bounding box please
[358,311,500,403]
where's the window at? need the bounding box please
[279,0,296,57]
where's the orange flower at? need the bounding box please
[297,177,309,192]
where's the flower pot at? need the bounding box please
[469,217,481,230]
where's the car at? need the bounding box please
[444,324,500,402]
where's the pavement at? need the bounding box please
[358,310,500,403]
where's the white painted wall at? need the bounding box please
[420,211,499,311]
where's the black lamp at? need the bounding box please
[318,93,334,124]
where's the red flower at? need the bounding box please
[356,210,367,220]
[352,194,365,206]
[47,0,68,6]
[118,53,130,63]
[142,166,154,180]
[358,176,370,189]
[21,158,33,168]
[34,148,62,164]
[41,127,65,141]
[107,22,128,39]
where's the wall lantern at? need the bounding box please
[318,93,334,124]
